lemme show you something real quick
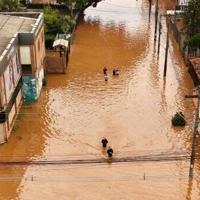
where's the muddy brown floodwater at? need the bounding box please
[0,0,200,199]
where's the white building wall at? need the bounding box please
[12,53,21,86]
[4,63,14,103]
[8,104,16,131]
[0,75,6,108]
[0,124,6,144]
[16,90,22,110]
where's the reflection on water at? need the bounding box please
[0,0,199,199]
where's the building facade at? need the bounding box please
[0,12,45,143]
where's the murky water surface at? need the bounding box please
[0,0,200,199]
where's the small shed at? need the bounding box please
[46,37,70,74]
[53,39,69,49]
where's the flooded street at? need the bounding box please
[0,0,200,199]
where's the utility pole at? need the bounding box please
[185,86,200,177]
[157,15,162,57]
[148,0,152,21]
[163,22,169,77]
[154,0,159,43]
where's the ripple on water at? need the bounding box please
[0,0,198,199]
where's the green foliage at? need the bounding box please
[74,0,90,7]
[0,0,20,11]
[187,33,200,48]
[184,0,200,35]
[44,7,75,48]
[172,112,186,126]
[57,0,90,8]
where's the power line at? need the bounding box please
[0,153,197,167]
[0,173,193,182]
[0,151,191,159]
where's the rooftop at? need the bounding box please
[0,14,36,57]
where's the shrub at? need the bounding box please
[187,33,200,48]
[44,6,75,48]
[172,112,186,126]
[0,0,19,11]
[184,0,200,35]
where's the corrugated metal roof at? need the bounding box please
[53,39,69,48]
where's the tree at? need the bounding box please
[187,33,200,48]
[57,0,96,10]
[44,7,75,48]
[0,0,20,11]
[184,0,200,35]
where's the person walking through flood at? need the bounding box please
[107,147,113,157]
[113,68,120,76]
[101,138,108,148]
[103,67,108,75]
[104,75,108,81]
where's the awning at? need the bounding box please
[53,39,69,48]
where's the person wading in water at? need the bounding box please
[103,67,108,75]
[107,147,113,157]
[113,68,120,76]
[101,138,108,148]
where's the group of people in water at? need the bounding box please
[101,138,113,158]
[100,67,119,156]
[100,67,117,156]
[103,67,120,81]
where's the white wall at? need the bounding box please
[0,124,6,144]
[0,76,6,108]
[19,46,31,65]
[8,104,16,132]
[37,68,44,97]
[4,63,14,103]
[3,52,22,104]
[12,53,21,86]
[16,90,22,110]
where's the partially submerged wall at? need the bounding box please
[46,50,68,74]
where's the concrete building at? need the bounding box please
[0,12,45,143]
